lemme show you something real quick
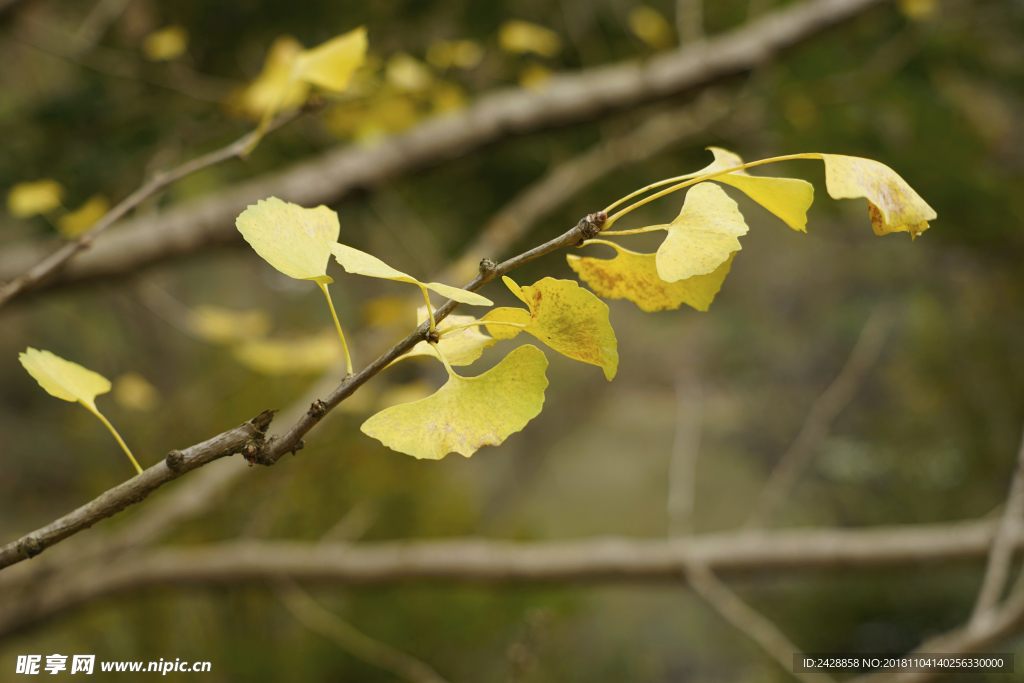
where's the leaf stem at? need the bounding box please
[599,226,667,237]
[603,153,821,229]
[419,286,437,332]
[318,282,354,375]
[84,404,142,475]
[430,342,456,378]
[440,321,527,337]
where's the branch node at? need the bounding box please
[18,536,43,559]
[291,440,305,456]
[574,211,607,246]
[242,442,261,467]
[426,329,440,344]
[165,449,185,471]
[250,409,277,434]
[307,399,327,419]
[479,258,497,276]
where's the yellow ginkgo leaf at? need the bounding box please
[58,194,109,237]
[628,6,674,50]
[518,63,552,91]
[236,198,339,284]
[686,147,814,232]
[399,307,497,366]
[654,182,748,283]
[234,36,310,119]
[190,305,271,345]
[568,241,735,312]
[385,53,433,92]
[19,348,142,474]
[295,26,368,92]
[233,330,342,375]
[236,197,352,374]
[816,154,937,238]
[483,277,618,380]
[426,39,484,69]
[113,372,160,412]
[329,243,492,307]
[498,20,561,57]
[7,180,64,218]
[142,25,189,61]
[361,344,548,459]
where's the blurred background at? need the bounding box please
[1,0,1023,680]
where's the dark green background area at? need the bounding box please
[1,0,1023,680]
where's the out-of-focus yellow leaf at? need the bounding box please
[58,194,109,237]
[233,36,309,119]
[898,0,936,21]
[233,330,341,375]
[426,40,484,69]
[19,348,141,473]
[386,53,433,92]
[361,344,548,459]
[236,198,339,284]
[686,147,814,232]
[431,81,467,114]
[377,380,434,409]
[19,347,110,411]
[399,307,497,366]
[142,25,189,61]
[499,20,561,57]
[189,305,271,345]
[113,372,160,412]
[363,295,411,328]
[7,180,64,218]
[653,182,747,283]
[568,241,735,312]
[330,243,492,307]
[628,6,674,50]
[518,63,552,91]
[483,277,618,380]
[817,154,937,237]
[294,27,367,92]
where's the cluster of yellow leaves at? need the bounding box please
[6,180,111,238]
[570,148,936,314]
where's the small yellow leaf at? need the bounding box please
[817,154,937,237]
[385,53,433,92]
[498,20,561,57]
[399,307,497,366]
[518,63,552,91]
[295,27,368,92]
[19,348,110,411]
[568,242,735,312]
[481,307,531,340]
[113,372,160,412]
[233,36,309,118]
[431,81,467,114]
[361,344,549,459]
[58,194,109,237]
[654,182,748,283]
[7,180,64,218]
[686,147,814,232]
[233,330,342,375]
[495,277,619,381]
[236,198,339,284]
[426,40,484,69]
[190,305,272,345]
[142,25,189,61]
[898,0,936,21]
[329,243,492,307]
[363,295,411,328]
[628,6,674,50]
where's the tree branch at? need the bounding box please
[1,518,1019,639]
[0,0,890,298]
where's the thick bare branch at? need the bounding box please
[0,0,890,297]
[1,519,1018,639]
[745,305,895,528]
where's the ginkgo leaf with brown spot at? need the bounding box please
[481,276,618,380]
[361,344,549,460]
[652,182,747,283]
[568,240,735,312]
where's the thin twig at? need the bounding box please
[745,305,895,528]
[667,373,704,536]
[683,562,835,683]
[968,424,1024,632]
[275,578,452,683]
[0,105,309,309]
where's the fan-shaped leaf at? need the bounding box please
[654,182,748,283]
[295,27,367,92]
[481,307,531,340]
[484,277,618,380]
[329,243,492,307]
[817,154,937,237]
[361,345,548,460]
[236,198,339,284]
[568,241,735,312]
[399,308,497,366]
[234,36,310,118]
